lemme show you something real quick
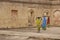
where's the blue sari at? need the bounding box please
[42,16,46,28]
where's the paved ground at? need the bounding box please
[0,27,60,40]
[2,27,60,34]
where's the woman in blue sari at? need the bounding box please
[42,16,47,30]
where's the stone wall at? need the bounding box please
[0,2,29,28]
[0,1,60,28]
[0,2,51,28]
[50,5,60,26]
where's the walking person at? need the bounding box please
[47,16,50,27]
[42,16,47,30]
[36,17,42,32]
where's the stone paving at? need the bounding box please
[0,27,60,40]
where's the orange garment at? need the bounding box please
[47,17,50,24]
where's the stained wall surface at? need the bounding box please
[0,1,60,28]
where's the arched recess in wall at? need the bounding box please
[43,11,48,16]
[43,11,49,21]
[53,10,60,26]
[28,9,34,26]
[43,10,50,16]
[43,11,50,25]
[11,10,18,27]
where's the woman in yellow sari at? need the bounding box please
[36,17,42,32]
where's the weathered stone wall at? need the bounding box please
[0,2,29,28]
[0,1,60,28]
[0,2,51,28]
[50,5,60,26]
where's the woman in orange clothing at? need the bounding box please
[45,12,50,27]
[47,16,50,27]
